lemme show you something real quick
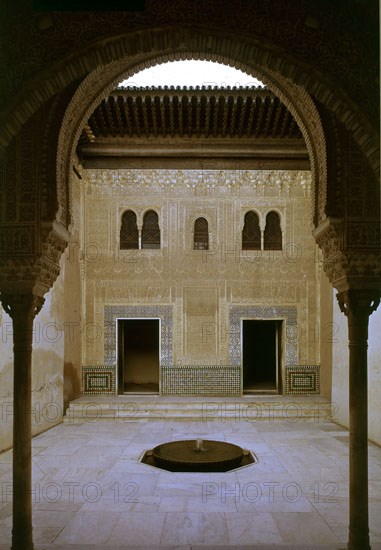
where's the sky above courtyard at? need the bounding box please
[119,60,265,88]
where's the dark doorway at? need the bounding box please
[117,319,160,393]
[242,320,281,393]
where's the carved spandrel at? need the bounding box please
[345,221,380,248]
[0,226,36,255]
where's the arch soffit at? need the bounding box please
[57,49,327,230]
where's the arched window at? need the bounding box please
[194,217,209,250]
[142,210,160,249]
[264,211,282,250]
[242,211,261,250]
[120,210,138,249]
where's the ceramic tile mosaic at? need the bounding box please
[82,366,116,394]
[161,365,241,395]
[285,365,320,394]
[104,305,173,366]
[229,305,298,366]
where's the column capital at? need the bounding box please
[336,289,380,318]
[0,292,44,321]
[313,217,381,291]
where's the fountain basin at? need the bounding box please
[151,439,244,472]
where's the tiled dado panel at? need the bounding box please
[161,365,241,395]
[102,304,304,395]
[82,365,116,394]
[104,305,173,366]
[229,305,298,365]
[285,365,320,394]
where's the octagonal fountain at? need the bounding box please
[141,438,256,472]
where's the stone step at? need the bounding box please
[64,398,335,423]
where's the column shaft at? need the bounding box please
[12,305,35,550]
[347,308,370,550]
[0,294,43,550]
[337,289,380,550]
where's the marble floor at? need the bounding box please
[0,412,381,549]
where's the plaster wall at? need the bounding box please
[0,264,65,453]
[332,289,381,445]
[82,168,321,390]
[319,267,333,399]
[63,170,82,408]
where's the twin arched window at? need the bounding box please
[264,211,282,250]
[193,217,209,250]
[142,210,160,249]
[120,210,139,249]
[120,210,281,251]
[242,210,282,250]
[242,211,261,250]
[120,209,160,249]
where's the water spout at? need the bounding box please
[195,438,204,451]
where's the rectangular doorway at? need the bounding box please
[117,319,160,394]
[242,320,281,394]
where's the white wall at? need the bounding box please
[0,270,65,452]
[332,288,381,445]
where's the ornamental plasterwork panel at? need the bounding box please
[230,282,300,303]
[84,169,311,198]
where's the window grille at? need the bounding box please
[194,217,209,250]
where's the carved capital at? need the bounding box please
[314,217,346,285]
[336,289,380,318]
[314,217,381,291]
[0,292,44,322]
[0,221,69,295]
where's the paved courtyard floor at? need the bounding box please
[1,412,380,549]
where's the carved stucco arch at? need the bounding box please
[141,208,162,231]
[264,209,284,232]
[57,48,327,233]
[191,216,210,251]
[241,209,263,232]
[0,26,377,173]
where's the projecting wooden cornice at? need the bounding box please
[78,86,309,169]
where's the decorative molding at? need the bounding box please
[85,169,311,197]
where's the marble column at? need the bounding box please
[1,292,44,550]
[337,289,380,550]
